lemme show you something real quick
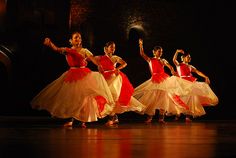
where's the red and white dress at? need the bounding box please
[133,58,193,116]
[31,48,115,122]
[176,63,219,117]
[96,55,145,114]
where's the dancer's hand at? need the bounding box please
[115,69,120,76]
[177,49,184,54]
[43,38,51,46]
[205,77,210,84]
[139,39,143,47]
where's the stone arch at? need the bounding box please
[0,45,12,76]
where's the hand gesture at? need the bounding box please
[205,77,210,84]
[43,38,51,46]
[177,49,184,54]
[171,70,177,76]
[115,69,120,76]
[139,39,143,47]
[98,65,104,73]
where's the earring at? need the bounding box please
[69,39,72,45]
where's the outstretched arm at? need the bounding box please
[173,49,184,66]
[87,55,99,67]
[139,39,150,62]
[43,38,66,53]
[163,60,177,76]
[192,68,210,84]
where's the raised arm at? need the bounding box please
[139,39,150,62]
[43,38,66,53]
[173,49,184,66]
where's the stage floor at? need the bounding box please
[0,116,236,158]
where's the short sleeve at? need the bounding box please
[112,55,122,63]
[161,58,169,65]
[83,48,93,57]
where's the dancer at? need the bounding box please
[95,41,145,126]
[31,32,114,128]
[172,49,219,122]
[134,39,192,124]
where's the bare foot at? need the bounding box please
[158,119,166,124]
[113,119,119,124]
[63,121,73,127]
[112,115,119,124]
[185,117,192,123]
[81,122,86,128]
[174,116,179,121]
[105,120,114,126]
[145,118,152,124]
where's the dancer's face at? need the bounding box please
[183,54,191,63]
[70,33,82,47]
[153,48,163,58]
[105,43,116,57]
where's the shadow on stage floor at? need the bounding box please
[0,116,236,158]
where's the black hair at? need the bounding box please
[104,41,115,48]
[181,53,191,61]
[153,46,162,51]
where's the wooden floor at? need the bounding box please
[0,116,236,158]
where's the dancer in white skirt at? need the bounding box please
[95,41,146,126]
[172,49,219,122]
[31,32,115,128]
[134,39,192,124]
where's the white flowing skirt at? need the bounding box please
[177,81,219,117]
[106,74,146,114]
[31,71,115,122]
[133,76,194,116]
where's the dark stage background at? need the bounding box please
[0,0,234,120]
